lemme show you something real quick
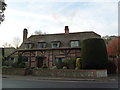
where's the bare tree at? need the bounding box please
[34,30,46,35]
[3,42,12,48]
[12,37,21,49]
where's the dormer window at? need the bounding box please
[38,42,46,48]
[51,41,60,48]
[24,43,33,49]
[70,40,79,47]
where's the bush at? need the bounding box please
[63,66,67,69]
[11,62,18,68]
[81,38,108,69]
[2,66,12,69]
[17,54,22,64]
[56,60,64,69]
[117,57,120,72]
[50,66,57,69]
[66,59,76,69]
[15,54,25,68]
[42,64,48,69]
[76,58,81,69]
[18,63,25,68]
[2,60,9,66]
[107,60,117,74]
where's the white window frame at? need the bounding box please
[24,43,33,49]
[38,42,46,48]
[51,41,60,48]
[70,40,79,47]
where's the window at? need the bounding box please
[24,43,33,49]
[38,42,46,48]
[70,40,79,47]
[10,57,15,62]
[11,57,14,61]
[22,56,28,62]
[51,41,60,48]
[24,44,29,49]
[55,58,65,63]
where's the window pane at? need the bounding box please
[39,43,46,48]
[24,44,29,49]
[29,44,32,49]
[55,58,65,63]
[51,42,60,48]
[71,41,79,47]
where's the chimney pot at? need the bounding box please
[65,26,69,34]
[23,28,28,42]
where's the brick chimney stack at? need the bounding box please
[65,26,69,34]
[23,28,28,42]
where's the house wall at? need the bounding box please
[0,47,15,57]
[20,48,81,68]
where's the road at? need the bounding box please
[2,78,119,88]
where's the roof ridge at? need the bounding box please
[30,31,96,37]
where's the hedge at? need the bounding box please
[81,38,108,69]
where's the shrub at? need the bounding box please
[66,59,76,69]
[117,57,120,72]
[63,66,67,69]
[81,38,108,69]
[17,63,25,68]
[76,58,81,69]
[56,60,64,69]
[107,60,117,74]
[15,54,25,68]
[50,66,57,69]
[2,66,12,69]
[75,67,80,70]
[42,64,48,69]
[17,54,22,64]
[11,62,18,68]
[2,59,9,66]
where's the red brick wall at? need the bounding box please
[22,48,81,68]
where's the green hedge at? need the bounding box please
[81,38,108,69]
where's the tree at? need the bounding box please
[0,0,7,24]
[102,35,117,45]
[34,30,46,35]
[12,37,21,49]
[107,36,120,57]
[3,42,12,48]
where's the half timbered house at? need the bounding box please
[8,26,101,68]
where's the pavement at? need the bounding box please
[2,74,119,82]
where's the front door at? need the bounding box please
[36,57,44,68]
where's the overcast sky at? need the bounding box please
[0,0,118,47]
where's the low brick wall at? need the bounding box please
[2,68,107,78]
[32,69,107,78]
[2,68,31,76]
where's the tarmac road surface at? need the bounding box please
[2,77,119,88]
